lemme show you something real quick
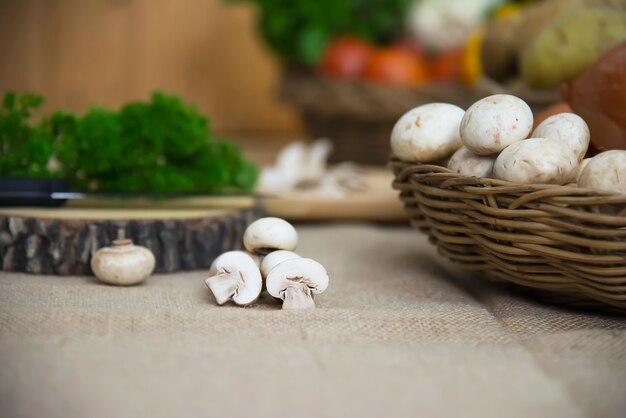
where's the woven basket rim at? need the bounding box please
[280,71,560,121]
[390,159,626,202]
[283,69,560,98]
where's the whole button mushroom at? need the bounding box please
[576,158,592,182]
[460,94,534,155]
[243,217,298,255]
[578,150,626,194]
[266,258,329,310]
[205,251,262,306]
[260,250,301,279]
[91,239,155,286]
[447,146,495,178]
[493,138,579,185]
[531,113,590,161]
[390,103,465,163]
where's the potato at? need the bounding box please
[520,9,626,88]
[481,12,522,82]
[578,150,626,193]
[513,0,625,58]
[460,94,533,155]
[390,103,465,163]
[447,146,495,178]
[493,138,579,184]
[531,113,590,160]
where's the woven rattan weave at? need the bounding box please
[391,160,626,313]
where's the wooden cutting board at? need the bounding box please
[260,167,407,221]
[0,196,263,275]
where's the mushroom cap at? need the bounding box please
[578,150,626,194]
[211,251,262,305]
[447,146,495,178]
[260,250,301,278]
[493,138,579,185]
[266,258,329,299]
[460,94,533,155]
[243,217,298,255]
[91,242,155,286]
[209,250,253,275]
[531,113,590,161]
[576,158,592,182]
[390,103,465,163]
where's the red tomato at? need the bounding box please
[319,36,373,79]
[363,47,428,86]
[393,37,426,60]
[428,49,463,83]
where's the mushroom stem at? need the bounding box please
[205,272,240,305]
[281,285,315,310]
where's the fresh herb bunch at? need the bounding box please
[0,92,56,177]
[238,0,414,64]
[0,91,258,193]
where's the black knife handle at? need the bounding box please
[0,177,70,207]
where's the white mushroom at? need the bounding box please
[266,258,329,310]
[260,139,334,192]
[460,94,533,155]
[328,162,369,192]
[447,146,495,178]
[576,158,592,182]
[390,103,465,163]
[531,113,590,161]
[493,138,579,185]
[243,217,298,255]
[90,239,155,286]
[578,150,626,194]
[259,141,309,192]
[303,139,333,183]
[260,250,301,278]
[204,251,262,306]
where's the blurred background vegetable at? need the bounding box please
[363,47,428,86]
[405,0,503,51]
[318,36,373,79]
[482,0,626,87]
[237,0,414,65]
[564,41,626,154]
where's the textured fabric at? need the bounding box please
[0,224,625,418]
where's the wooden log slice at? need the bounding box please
[0,196,265,275]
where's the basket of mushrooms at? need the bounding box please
[389,94,626,313]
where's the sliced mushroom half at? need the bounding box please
[204,251,262,306]
[266,258,329,310]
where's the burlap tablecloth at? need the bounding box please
[1,224,625,418]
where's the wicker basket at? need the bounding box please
[280,71,560,165]
[390,160,626,313]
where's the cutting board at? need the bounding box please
[261,167,407,221]
[0,196,263,275]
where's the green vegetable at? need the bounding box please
[0,92,56,177]
[236,0,414,64]
[0,91,258,193]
